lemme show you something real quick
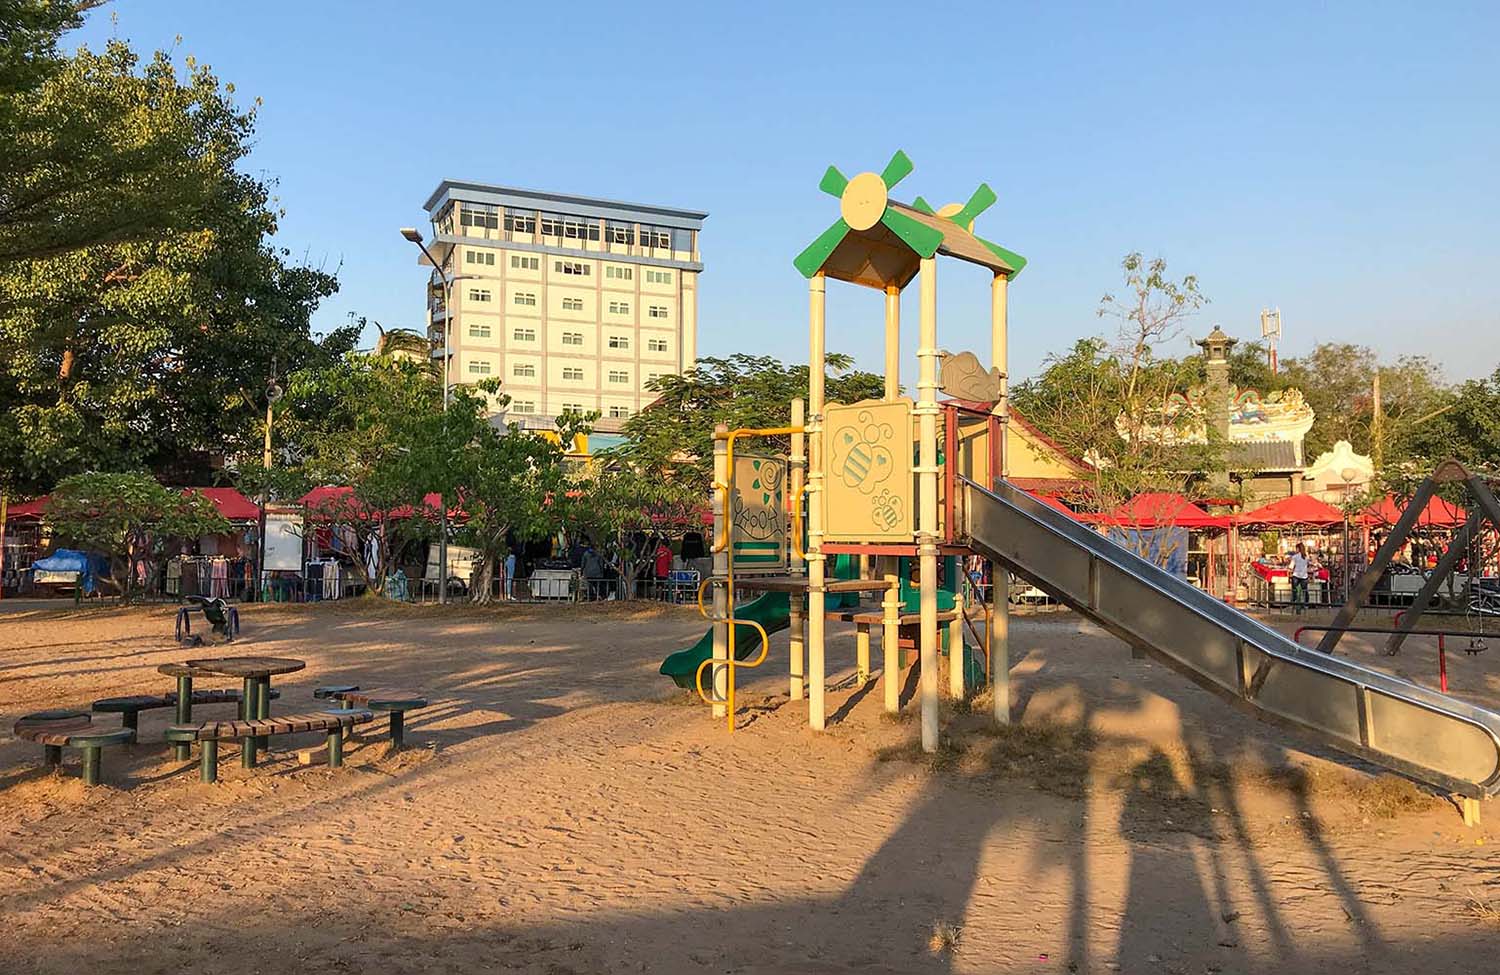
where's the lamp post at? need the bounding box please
[256,368,282,602]
[401,227,452,604]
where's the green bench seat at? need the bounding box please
[14,710,135,785]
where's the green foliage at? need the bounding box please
[1388,368,1500,476]
[613,353,884,495]
[0,24,344,493]
[0,1,100,97]
[1011,337,1224,510]
[1280,343,1447,460]
[43,470,228,595]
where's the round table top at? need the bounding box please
[183,656,306,678]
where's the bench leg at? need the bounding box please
[174,675,193,761]
[254,676,270,751]
[389,711,405,749]
[121,710,139,733]
[201,740,218,783]
[342,697,354,741]
[43,744,62,767]
[327,729,344,768]
[81,745,101,786]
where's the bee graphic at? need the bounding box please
[831,411,894,496]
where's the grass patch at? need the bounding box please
[1466,888,1500,926]
[874,735,964,772]
[1264,766,1436,819]
[927,920,962,955]
[972,720,1098,798]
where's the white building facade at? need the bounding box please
[419,181,707,425]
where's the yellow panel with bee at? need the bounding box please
[823,399,915,541]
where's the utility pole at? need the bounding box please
[1371,370,1384,470]
[1259,307,1282,375]
[258,363,282,602]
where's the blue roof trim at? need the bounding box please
[424,180,708,229]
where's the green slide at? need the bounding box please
[660,591,792,689]
[659,556,864,689]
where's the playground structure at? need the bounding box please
[662,151,1500,824]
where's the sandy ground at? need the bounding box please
[2,598,1499,974]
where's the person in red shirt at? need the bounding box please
[654,540,672,581]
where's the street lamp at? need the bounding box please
[401,226,452,604]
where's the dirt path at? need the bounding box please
[1,601,1498,973]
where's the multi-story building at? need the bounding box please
[417,180,706,428]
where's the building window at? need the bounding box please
[608,369,630,384]
[554,260,591,276]
[504,211,536,233]
[561,401,586,411]
[540,214,600,241]
[461,203,499,229]
[605,265,633,281]
[469,323,492,339]
[514,292,537,307]
[608,335,630,350]
[468,360,492,375]
[510,254,540,270]
[648,305,669,319]
[605,222,635,244]
[647,338,668,352]
[469,288,492,302]
[647,371,664,384]
[513,327,536,341]
[513,363,536,378]
[608,405,630,418]
[562,366,584,381]
[466,250,496,266]
[608,300,630,315]
[561,331,584,346]
[511,400,536,414]
[645,269,672,284]
[561,297,584,312]
[639,226,671,249]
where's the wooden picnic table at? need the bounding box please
[174,656,306,767]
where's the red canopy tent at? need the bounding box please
[1236,493,1344,527]
[298,486,453,521]
[4,497,47,519]
[185,487,260,522]
[1094,492,1230,529]
[1358,494,1466,528]
[1026,490,1081,521]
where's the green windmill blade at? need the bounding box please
[975,236,1028,274]
[819,165,849,198]
[794,217,851,277]
[880,150,914,189]
[948,182,997,229]
[879,207,944,258]
[910,196,937,215]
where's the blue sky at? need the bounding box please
[74,1,1499,384]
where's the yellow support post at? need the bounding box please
[991,271,1012,726]
[882,563,901,712]
[917,256,941,752]
[789,398,807,700]
[710,424,729,720]
[807,272,828,731]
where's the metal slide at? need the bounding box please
[960,477,1500,798]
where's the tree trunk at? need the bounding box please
[471,555,495,605]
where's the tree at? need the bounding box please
[1097,252,1207,407]
[0,33,345,494]
[1279,343,1448,461]
[614,353,885,496]
[1388,368,1500,475]
[569,457,702,599]
[0,1,102,97]
[43,470,228,597]
[1012,338,1223,515]
[451,397,587,603]
[268,351,454,589]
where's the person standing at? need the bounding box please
[1290,542,1310,614]
[503,549,517,601]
